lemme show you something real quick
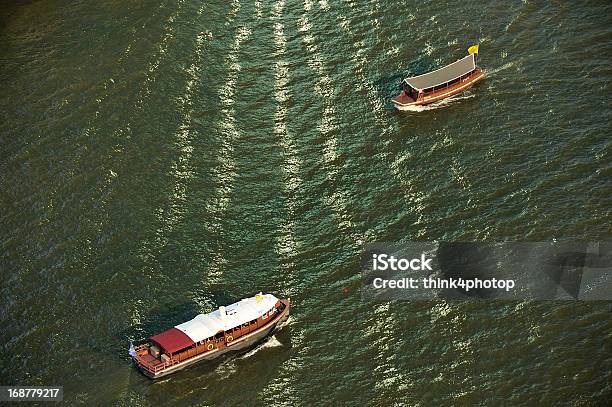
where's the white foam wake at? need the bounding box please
[485,61,517,77]
[396,92,476,112]
[240,336,284,358]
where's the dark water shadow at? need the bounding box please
[0,0,43,32]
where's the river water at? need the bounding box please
[1,0,611,405]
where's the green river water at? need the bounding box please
[1,0,611,405]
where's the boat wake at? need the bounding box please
[239,315,292,358]
[240,336,283,359]
[277,315,294,329]
[485,61,516,77]
[399,93,476,112]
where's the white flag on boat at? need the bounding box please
[128,342,137,358]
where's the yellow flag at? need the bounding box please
[468,45,479,55]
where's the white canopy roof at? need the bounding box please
[175,293,279,343]
[403,54,475,90]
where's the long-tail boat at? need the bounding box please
[130,293,290,379]
[392,45,485,110]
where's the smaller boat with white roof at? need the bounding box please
[392,45,485,110]
[130,292,290,379]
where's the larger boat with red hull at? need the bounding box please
[130,293,290,379]
[392,46,485,110]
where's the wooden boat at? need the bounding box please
[130,293,290,379]
[392,46,485,110]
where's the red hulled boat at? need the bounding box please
[130,293,290,379]
[392,46,485,110]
